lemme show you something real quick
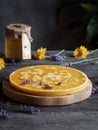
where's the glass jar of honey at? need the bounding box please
[5,23,33,60]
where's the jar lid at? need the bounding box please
[5,23,33,42]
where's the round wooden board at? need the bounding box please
[3,78,92,106]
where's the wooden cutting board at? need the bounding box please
[3,78,92,106]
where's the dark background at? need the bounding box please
[0,0,85,52]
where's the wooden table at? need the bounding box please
[0,51,98,130]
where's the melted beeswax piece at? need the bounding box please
[9,65,89,96]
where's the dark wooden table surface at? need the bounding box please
[0,51,98,130]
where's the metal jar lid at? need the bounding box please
[5,23,33,42]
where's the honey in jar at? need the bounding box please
[5,23,33,60]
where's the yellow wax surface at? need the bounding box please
[9,65,88,96]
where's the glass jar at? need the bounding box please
[5,23,33,59]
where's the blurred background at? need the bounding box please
[0,0,97,52]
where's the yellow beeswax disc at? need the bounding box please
[9,65,89,96]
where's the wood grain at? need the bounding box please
[3,78,92,106]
